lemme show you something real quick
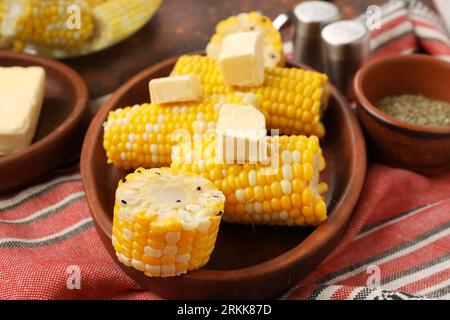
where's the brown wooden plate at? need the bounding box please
[81,55,367,299]
[0,51,89,193]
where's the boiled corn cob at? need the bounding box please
[1,0,95,48]
[86,0,109,6]
[206,12,285,68]
[113,167,225,277]
[103,92,259,169]
[90,0,161,51]
[172,55,329,137]
[171,135,328,227]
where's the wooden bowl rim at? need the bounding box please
[81,54,367,282]
[354,53,450,136]
[0,50,89,166]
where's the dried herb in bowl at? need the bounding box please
[376,94,450,127]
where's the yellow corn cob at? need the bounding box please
[171,135,328,227]
[1,0,95,48]
[86,0,109,6]
[90,0,161,51]
[103,92,259,169]
[172,55,329,137]
[113,167,225,277]
[206,12,285,68]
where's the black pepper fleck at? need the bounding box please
[154,172,161,175]
[121,178,126,183]
[176,200,181,203]
[121,200,127,205]
[197,186,201,191]
[217,210,223,216]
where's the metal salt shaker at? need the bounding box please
[321,20,370,98]
[292,1,340,71]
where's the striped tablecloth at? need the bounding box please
[1,0,450,300]
[1,163,450,299]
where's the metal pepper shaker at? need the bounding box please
[321,20,370,98]
[292,1,340,71]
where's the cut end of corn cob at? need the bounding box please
[206,12,285,68]
[172,55,328,137]
[103,92,259,170]
[171,135,328,227]
[112,167,225,277]
[1,0,95,49]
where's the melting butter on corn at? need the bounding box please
[171,55,329,137]
[149,75,202,104]
[171,135,328,227]
[103,92,259,169]
[218,32,265,87]
[206,12,285,68]
[216,103,267,164]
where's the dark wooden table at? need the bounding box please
[64,0,436,99]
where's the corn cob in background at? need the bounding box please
[0,0,161,57]
[103,92,259,169]
[172,55,329,137]
[1,0,95,49]
[0,1,6,48]
[0,1,3,24]
[206,12,285,68]
[113,167,225,277]
[171,135,328,227]
[86,0,109,6]
[90,0,161,51]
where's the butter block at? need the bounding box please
[216,104,267,164]
[218,32,265,87]
[0,66,46,156]
[149,74,202,104]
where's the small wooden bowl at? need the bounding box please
[0,51,89,193]
[354,54,450,174]
[81,56,367,299]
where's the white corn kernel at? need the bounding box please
[282,165,293,180]
[235,189,246,203]
[165,232,181,243]
[176,253,191,264]
[281,180,292,195]
[131,259,145,271]
[144,246,162,257]
[163,245,178,256]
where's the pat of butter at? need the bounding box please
[216,104,267,164]
[218,32,265,87]
[149,74,202,104]
[0,66,45,156]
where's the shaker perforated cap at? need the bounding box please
[293,1,340,36]
[321,20,369,60]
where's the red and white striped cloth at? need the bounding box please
[1,163,450,300]
[363,0,450,61]
[1,0,450,300]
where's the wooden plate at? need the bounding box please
[0,51,89,193]
[81,56,367,299]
